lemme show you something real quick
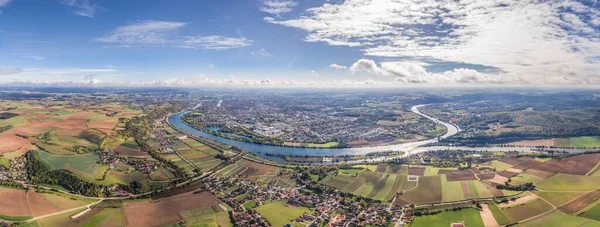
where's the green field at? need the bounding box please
[397,175,442,205]
[0,156,9,167]
[568,136,600,147]
[512,173,545,184]
[503,199,554,222]
[536,174,600,191]
[521,210,600,227]
[411,208,484,227]
[81,208,124,227]
[535,191,586,206]
[176,212,232,227]
[579,201,600,221]
[0,214,32,222]
[482,160,513,172]
[255,200,313,227]
[36,150,103,179]
[441,175,465,202]
[488,203,511,226]
[243,201,256,209]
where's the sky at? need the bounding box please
[0,0,599,87]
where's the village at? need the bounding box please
[202,172,404,226]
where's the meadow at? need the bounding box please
[255,200,313,227]
[411,208,485,227]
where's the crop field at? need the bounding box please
[579,201,600,221]
[255,200,313,227]
[536,174,600,191]
[411,208,484,227]
[320,169,412,202]
[0,101,139,157]
[36,150,109,182]
[441,175,465,202]
[322,175,356,190]
[171,211,231,227]
[488,203,511,226]
[122,191,222,227]
[502,199,554,222]
[553,136,600,147]
[439,169,476,181]
[79,208,125,227]
[535,191,586,206]
[149,167,177,181]
[561,153,600,175]
[217,160,280,183]
[395,175,442,205]
[481,160,513,172]
[520,210,600,227]
[511,173,545,185]
[34,208,86,227]
[0,188,95,221]
[558,190,600,214]
[113,140,149,157]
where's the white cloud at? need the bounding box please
[267,0,600,84]
[0,0,11,7]
[96,21,253,50]
[310,70,319,76]
[180,36,253,50]
[22,55,45,61]
[251,48,272,57]
[329,63,347,69]
[23,68,118,75]
[349,59,504,84]
[0,68,20,76]
[62,0,97,17]
[260,0,297,16]
[95,20,187,45]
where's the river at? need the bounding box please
[168,105,597,163]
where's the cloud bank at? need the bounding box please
[267,0,600,85]
[96,20,253,50]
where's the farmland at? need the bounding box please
[502,199,554,222]
[254,200,313,227]
[0,101,139,157]
[520,210,600,227]
[411,208,485,227]
[0,187,95,222]
[122,191,227,227]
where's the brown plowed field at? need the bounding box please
[523,168,555,179]
[477,173,496,180]
[26,191,59,217]
[394,175,442,205]
[376,164,387,173]
[512,160,542,170]
[0,188,31,217]
[461,181,474,199]
[558,190,600,214]
[530,160,572,174]
[242,161,280,180]
[487,174,509,185]
[407,167,425,176]
[443,172,477,181]
[561,154,600,175]
[123,192,221,227]
[497,170,519,178]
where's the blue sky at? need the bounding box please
[0,0,599,86]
